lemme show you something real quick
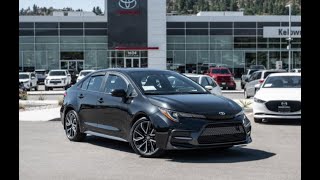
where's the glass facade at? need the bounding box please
[167,21,301,78]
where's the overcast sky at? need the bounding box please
[19,0,105,11]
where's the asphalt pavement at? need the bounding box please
[19,114,301,180]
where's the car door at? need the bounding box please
[95,72,130,138]
[246,72,257,96]
[77,72,105,132]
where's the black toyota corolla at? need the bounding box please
[60,69,252,157]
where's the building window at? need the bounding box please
[186,22,208,28]
[61,52,84,60]
[167,22,185,28]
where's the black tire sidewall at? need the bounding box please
[64,110,85,141]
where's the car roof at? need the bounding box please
[268,72,301,77]
[183,73,204,77]
[80,70,95,72]
[19,72,31,74]
[50,69,67,71]
[255,69,287,73]
[93,68,173,74]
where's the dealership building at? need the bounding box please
[19,0,301,77]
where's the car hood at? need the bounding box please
[147,94,242,116]
[46,76,66,79]
[255,88,301,101]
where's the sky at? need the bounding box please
[19,0,105,11]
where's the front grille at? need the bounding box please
[198,123,246,144]
[265,101,301,112]
[50,80,61,83]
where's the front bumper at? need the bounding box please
[253,102,301,119]
[151,113,252,150]
[45,81,68,88]
[217,81,236,88]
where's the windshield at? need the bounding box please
[263,76,301,88]
[19,74,29,79]
[49,71,66,76]
[129,71,208,95]
[79,71,92,76]
[188,76,200,83]
[212,69,230,74]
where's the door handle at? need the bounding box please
[98,98,104,103]
[78,94,84,99]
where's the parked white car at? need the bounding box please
[76,70,95,82]
[183,74,222,96]
[45,70,71,90]
[253,73,301,123]
[290,68,301,73]
[19,72,38,91]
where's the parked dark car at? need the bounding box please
[34,69,48,85]
[60,69,252,157]
[67,69,79,85]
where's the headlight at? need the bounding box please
[254,97,266,103]
[243,115,251,127]
[159,108,206,122]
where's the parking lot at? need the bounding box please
[19,113,301,180]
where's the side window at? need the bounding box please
[249,73,256,81]
[256,72,262,79]
[200,77,210,87]
[105,74,128,94]
[87,75,104,92]
[31,73,35,78]
[81,77,90,90]
[206,77,217,87]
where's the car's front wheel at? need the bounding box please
[64,110,86,142]
[129,117,165,158]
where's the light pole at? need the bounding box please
[286,4,292,71]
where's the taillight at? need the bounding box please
[64,92,67,97]
[259,79,264,83]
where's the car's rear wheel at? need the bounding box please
[64,110,86,142]
[254,118,262,123]
[130,117,165,158]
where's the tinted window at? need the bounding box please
[200,78,210,87]
[263,71,284,79]
[186,29,208,35]
[60,30,83,36]
[20,22,34,28]
[85,29,108,36]
[60,22,83,28]
[167,29,185,35]
[19,30,34,36]
[81,77,90,90]
[80,71,93,77]
[249,69,259,75]
[186,22,208,28]
[256,72,262,79]
[210,29,232,35]
[234,29,256,35]
[234,22,256,28]
[19,74,29,79]
[84,22,108,28]
[87,76,104,91]
[210,22,233,28]
[249,72,257,81]
[61,52,84,60]
[167,22,185,28]
[188,76,199,83]
[35,22,58,28]
[105,75,127,94]
[35,30,58,36]
[212,69,230,74]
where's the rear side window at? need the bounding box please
[256,72,262,79]
[105,74,127,94]
[206,77,217,87]
[200,77,210,87]
[264,71,282,79]
[87,76,104,92]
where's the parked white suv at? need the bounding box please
[19,72,38,91]
[45,70,71,90]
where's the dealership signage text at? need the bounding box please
[263,27,301,38]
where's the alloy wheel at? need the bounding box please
[132,121,159,156]
[65,112,78,139]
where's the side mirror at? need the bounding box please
[205,85,213,91]
[67,74,71,76]
[111,89,127,97]
[254,84,261,90]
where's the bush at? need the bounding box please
[58,98,64,106]
[239,99,252,108]
[38,93,45,101]
[19,91,28,100]
[19,103,25,110]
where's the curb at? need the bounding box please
[27,91,65,95]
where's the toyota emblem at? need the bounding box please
[219,112,226,116]
[119,0,137,10]
[281,102,288,106]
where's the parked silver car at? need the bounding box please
[244,69,286,98]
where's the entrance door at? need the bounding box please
[60,60,84,72]
[125,58,140,68]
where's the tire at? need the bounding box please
[241,83,244,89]
[254,118,262,123]
[64,86,68,90]
[244,89,249,99]
[129,117,165,158]
[45,86,49,91]
[64,110,86,142]
[34,85,38,91]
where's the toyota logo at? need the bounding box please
[119,0,137,10]
[281,102,288,106]
[219,112,226,116]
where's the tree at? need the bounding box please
[96,6,103,15]
[92,7,96,15]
